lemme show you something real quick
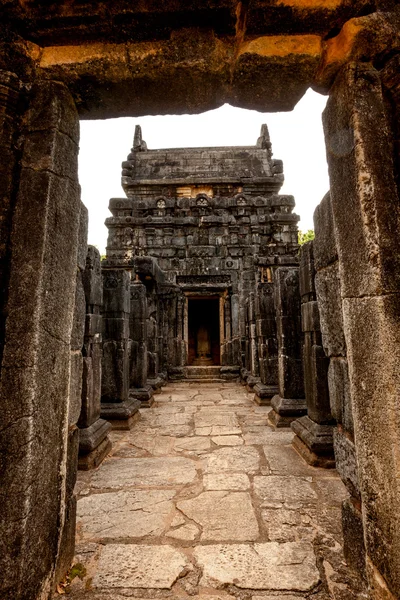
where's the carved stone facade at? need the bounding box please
[102,125,300,404]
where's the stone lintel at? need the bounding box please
[34,33,323,117]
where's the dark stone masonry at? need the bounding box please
[102,124,300,414]
[0,3,400,600]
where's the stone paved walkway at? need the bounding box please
[66,381,366,600]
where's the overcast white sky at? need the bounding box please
[79,88,329,254]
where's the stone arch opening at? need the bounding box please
[1,4,400,600]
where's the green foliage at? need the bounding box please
[298,229,315,246]
[100,254,106,261]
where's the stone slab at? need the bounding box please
[204,446,260,474]
[90,456,197,489]
[211,435,243,446]
[261,507,314,543]
[77,489,175,540]
[244,428,294,446]
[194,542,319,591]
[166,522,199,541]
[254,475,317,508]
[178,491,259,541]
[204,473,250,491]
[93,544,188,589]
[174,436,211,454]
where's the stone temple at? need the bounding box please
[102,124,302,411]
[2,3,400,600]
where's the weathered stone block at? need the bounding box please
[69,351,83,426]
[102,269,130,315]
[299,241,315,298]
[333,428,360,499]
[328,356,353,433]
[315,262,346,357]
[342,293,400,591]
[103,317,130,340]
[342,498,366,582]
[323,62,400,298]
[301,301,320,333]
[102,339,129,403]
[84,313,102,338]
[83,245,103,308]
[313,191,337,271]
[70,271,86,351]
[77,202,89,271]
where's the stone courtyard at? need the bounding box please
[66,380,365,599]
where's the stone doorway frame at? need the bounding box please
[183,291,227,366]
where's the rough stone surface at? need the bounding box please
[90,456,197,489]
[194,542,320,591]
[204,446,260,474]
[77,490,175,540]
[59,381,365,599]
[178,491,259,541]
[93,544,188,589]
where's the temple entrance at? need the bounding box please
[188,297,220,366]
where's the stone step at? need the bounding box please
[186,366,221,379]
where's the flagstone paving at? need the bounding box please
[65,381,367,600]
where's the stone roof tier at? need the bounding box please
[121,125,284,195]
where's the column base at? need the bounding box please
[129,385,155,407]
[240,368,250,386]
[246,375,261,392]
[100,398,141,430]
[78,418,112,470]
[253,383,279,406]
[148,375,165,394]
[269,395,307,427]
[291,415,335,467]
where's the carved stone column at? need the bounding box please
[129,278,154,407]
[254,281,279,405]
[291,240,334,467]
[101,269,140,428]
[269,266,306,427]
[78,246,112,469]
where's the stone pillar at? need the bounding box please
[175,292,186,367]
[101,269,140,428]
[323,61,400,596]
[78,246,112,470]
[230,292,241,366]
[0,71,21,370]
[0,80,82,598]
[146,286,164,393]
[254,282,279,405]
[291,240,334,467]
[270,266,306,427]
[246,292,260,391]
[312,192,363,574]
[129,279,154,407]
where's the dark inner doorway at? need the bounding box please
[188,297,220,366]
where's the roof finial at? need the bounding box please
[257,124,271,149]
[133,125,147,152]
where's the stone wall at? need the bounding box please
[321,57,400,597]
[0,80,82,599]
[292,239,334,468]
